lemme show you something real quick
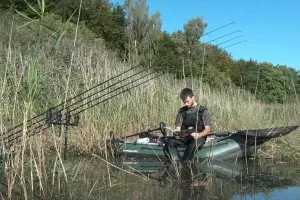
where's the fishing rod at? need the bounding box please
[180,23,241,58]
[3,70,159,141]
[204,30,241,45]
[2,61,146,136]
[3,69,156,141]
[215,35,244,46]
[47,22,237,120]
[2,22,239,146]
[5,21,237,135]
[58,67,152,114]
[200,22,236,38]
[45,23,238,117]
[26,66,153,128]
[186,21,237,52]
[120,127,162,140]
[2,63,152,139]
[5,73,163,146]
[222,40,247,49]
[7,25,240,141]
[74,73,162,115]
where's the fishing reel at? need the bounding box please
[46,109,80,126]
[159,122,167,137]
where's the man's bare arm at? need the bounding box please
[191,125,211,140]
[174,126,181,131]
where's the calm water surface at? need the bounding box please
[118,156,300,200]
[233,187,300,200]
[2,155,300,199]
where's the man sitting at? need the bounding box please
[166,88,212,163]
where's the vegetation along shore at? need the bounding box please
[0,0,299,199]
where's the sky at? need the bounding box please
[111,0,300,71]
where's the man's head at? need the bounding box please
[180,88,196,107]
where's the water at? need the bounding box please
[2,154,300,199]
[117,156,300,200]
[233,187,300,200]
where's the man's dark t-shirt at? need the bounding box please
[175,105,212,132]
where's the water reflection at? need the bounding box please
[118,157,300,199]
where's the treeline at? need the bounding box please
[1,0,299,103]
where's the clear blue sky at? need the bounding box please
[112,0,300,71]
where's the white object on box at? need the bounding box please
[136,137,150,144]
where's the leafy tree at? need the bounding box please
[2,0,298,104]
[2,0,126,53]
[256,63,285,103]
[152,32,182,76]
[124,0,162,63]
[202,45,233,86]
[61,0,126,52]
[231,60,288,103]
[169,18,207,80]
[278,65,299,93]
[231,59,259,93]
[184,17,207,54]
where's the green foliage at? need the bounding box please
[231,59,259,92]
[0,10,97,50]
[184,17,207,48]
[1,0,299,104]
[48,0,127,52]
[200,45,233,87]
[152,32,182,76]
[231,60,299,103]
[75,0,126,52]
[0,0,126,53]
[1,2,300,167]
[124,0,162,63]
[256,63,285,103]
[0,8,104,116]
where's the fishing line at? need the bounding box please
[205,30,241,44]
[216,35,244,46]
[201,22,236,38]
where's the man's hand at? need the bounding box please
[174,131,189,139]
[191,132,200,140]
[191,126,212,140]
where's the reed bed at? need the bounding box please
[0,8,299,160]
[0,8,300,199]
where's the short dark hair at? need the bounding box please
[180,88,194,100]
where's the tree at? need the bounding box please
[257,63,285,103]
[124,0,162,63]
[184,17,207,53]
[170,18,207,79]
[231,60,287,103]
[152,32,182,76]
